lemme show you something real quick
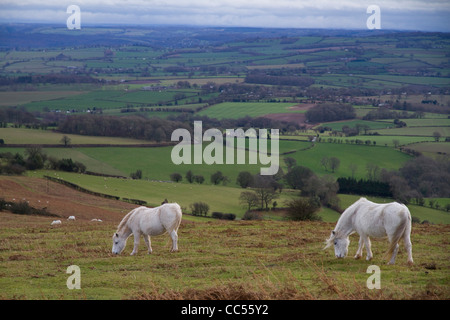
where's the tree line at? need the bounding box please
[58,114,190,142]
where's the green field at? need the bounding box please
[371,126,450,137]
[0,128,153,145]
[21,88,209,112]
[340,135,433,147]
[26,170,450,224]
[0,91,88,107]
[319,120,395,131]
[285,141,411,179]
[338,194,450,224]
[197,102,301,119]
[408,141,450,157]
[2,137,412,184]
[29,170,297,219]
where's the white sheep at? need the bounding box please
[67,216,76,221]
[51,220,62,226]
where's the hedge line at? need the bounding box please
[43,175,148,206]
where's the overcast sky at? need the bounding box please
[0,0,449,31]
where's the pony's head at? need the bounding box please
[112,232,127,255]
[324,230,350,259]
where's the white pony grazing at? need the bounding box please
[325,197,413,265]
[112,203,182,255]
[51,220,62,226]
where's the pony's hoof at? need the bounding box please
[354,255,361,260]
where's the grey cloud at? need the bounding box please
[0,0,448,31]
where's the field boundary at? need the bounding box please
[0,142,176,148]
[43,175,147,206]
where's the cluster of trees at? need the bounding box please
[0,107,40,127]
[172,170,233,185]
[395,156,450,200]
[337,177,392,197]
[59,114,189,142]
[0,74,100,86]
[0,198,57,217]
[169,113,301,136]
[279,164,340,221]
[189,202,210,216]
[305,103,356,123]
[58,112,302,143]
[363,107,421,121]
[47,157,86,173]
[320,156,340,173]
[237,158,339,221]
[170,170,205,184]
[338,156,450,204]
[130,169,142,180]
[0,147,86,175]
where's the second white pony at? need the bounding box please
[112,203,182,255]
[325,197,413,265]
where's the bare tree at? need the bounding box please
[433,131,441,142]
[329,157,340,173]
[60,135,71,147]
[320,156,330,171]
[392,139,400,148]
[349,163,358,178]
[239,191,259,211]
[366,163,380,181]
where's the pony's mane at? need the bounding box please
[116,208,138,234]
[340,197,367,219]
[324,197,367,249]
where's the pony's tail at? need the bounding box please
[383,213,410,261]
[167,203,182,234]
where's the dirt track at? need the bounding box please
[0,176,136,222]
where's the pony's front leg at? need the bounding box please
[354,236,364,259]
[130,232,140,255]
[169,230,178,252]
[143,234,152,254]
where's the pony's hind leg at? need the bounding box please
[169,230,178,252]
[388,243,399,265]
[404,233,413,265]
[143,234,152,254]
